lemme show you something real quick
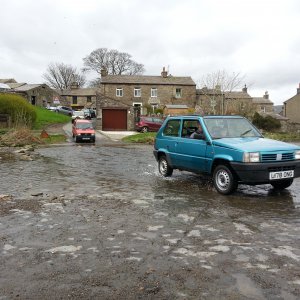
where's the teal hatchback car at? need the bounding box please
[153,115,300,194]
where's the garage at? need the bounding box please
[102,108,127,131]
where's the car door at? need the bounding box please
[160,119,181,166]
[175,119,208,172]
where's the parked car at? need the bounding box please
[135,116,164,132]
[71,110,85,123]
[46,106,58,112]
[57,106,73,116]
[153,115,300,195]
[72,119,95,143]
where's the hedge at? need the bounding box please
[0,93,36,128]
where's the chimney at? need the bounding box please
[263,91,269,99]
[297,83,300,95]
[70,82,79,89]
[161,67,168,78]
[101,68,108,77]
[242,84,247,93]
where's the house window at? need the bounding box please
[134,88,141,97]
[116,88,123,97]
[72,96,77,104]
[261,106,266,113]
[151,88,157,98]
[175,88,182,98]
[87,96,92,103]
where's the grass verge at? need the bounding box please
[32,107,71,130]
[122,132,157,144]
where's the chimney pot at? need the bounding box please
[263,91,269,99]
[161,67,168,78]
[101,68,108,77]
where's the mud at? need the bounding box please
[0,143,300,299]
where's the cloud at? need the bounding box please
[0,0,299,104]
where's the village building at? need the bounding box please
[57,83,98,110]
[283,84,300,123]
[97,67,196,130]
[252,91,274,114]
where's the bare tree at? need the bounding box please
[198,70,246,115]
[83,48,145,76]
[43,62,86,90]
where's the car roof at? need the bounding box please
[166,115,244,119]
[74,119,92,123]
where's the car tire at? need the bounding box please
[271,179,293,190]
[75,136,79,143]
[141,126,148,133]
[158,155,173,177]
[213,165,237,195]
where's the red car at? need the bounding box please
[72,119,96,143]
[135,116,164,133]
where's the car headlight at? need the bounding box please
[91,133,95,136]
[77,133,81,136]
[295,150,300,160]
[243,152,260,163]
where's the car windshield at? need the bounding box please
[204,117,262,139]
[76,123,93,129]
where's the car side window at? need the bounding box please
[181,120,201,138]
[163,119,181,137]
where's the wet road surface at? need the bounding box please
[0,142,300,299]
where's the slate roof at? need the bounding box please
[252,97,274,104]
[101,75,196,86]
[57,88,99,96]
[6,82,26,89]
[14,84,44,91]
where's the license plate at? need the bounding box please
[82,138,90,140]
[269,170,294,180]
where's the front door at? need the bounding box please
[31,96,36,105]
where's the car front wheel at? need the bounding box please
[213,165,237,195]
[158,155,173,177]
[271,179,293,190]
[141,126,148,133]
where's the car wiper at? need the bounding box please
[240,129,252,137]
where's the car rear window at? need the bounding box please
[163,119,181,137]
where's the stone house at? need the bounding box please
[97,67,196,130]
[0,79,60,107]
[252,91,274,114]
[57,83,99,110]
[283,84,300,123]
[196,85,252,115]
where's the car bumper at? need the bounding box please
[75,135,95,142]
[230,160,300,184]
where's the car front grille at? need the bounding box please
[261,152,294,162]
[268,166,295,172]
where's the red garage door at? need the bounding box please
[102,109,127,131]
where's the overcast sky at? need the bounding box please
[1,0,299,104]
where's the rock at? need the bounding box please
[20,154,33,161]
[0,194,13,201]
[24,145,35,152]
[31,192,43,197]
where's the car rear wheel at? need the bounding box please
[213,165,237,195]
[158,155,173,177]
[141,126,148,133]
[271,179,293,190]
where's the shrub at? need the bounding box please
[252,112,281,132]
[0,93,36,128]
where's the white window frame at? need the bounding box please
[134,88,141,97]
[175,88,182,98]
[151,88,157,98]
[116,88,123,97]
